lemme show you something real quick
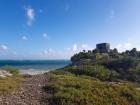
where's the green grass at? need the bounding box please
[44,74,140,105]
[0,66,24,95]
[0,76,24,95]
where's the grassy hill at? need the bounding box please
[45,48,140,105]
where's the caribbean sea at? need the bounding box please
[0,60,70,74]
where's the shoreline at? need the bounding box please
[19,69,50,75]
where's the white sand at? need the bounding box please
[20,69,49,75]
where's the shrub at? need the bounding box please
[2,65,20,75]
[50,69,71,75]
[63,65,119,81]
[44,74,140,105]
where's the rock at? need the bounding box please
[0,70,13,78]
[22,74,32,78]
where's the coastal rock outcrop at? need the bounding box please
[0,70,13,78]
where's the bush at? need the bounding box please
[50,69,71,75]
[70,47,140,82]
[44,74,140,105]
[2,65,20,75]
[62,65,119,81]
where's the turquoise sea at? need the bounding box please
[0,60,70,74]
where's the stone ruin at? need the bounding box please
[96,43,110,53]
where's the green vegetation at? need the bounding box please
[45,47,140,105]
[0,76,24,94]
[0,66,23,95]
[45,74,140,105]
[70,48,140,82]
[2,65,20,75]
[54,65,119,81]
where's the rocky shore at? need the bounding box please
[0,73,50,105]
[0,70,12,78]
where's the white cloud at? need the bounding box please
[116,43,133,52]
[72,44,78,52]
[70,43,93,53]
[0,45,8,51]
[22,36,28,41]
[0,43,93,59]
[43,49,55,55]
[81,44,92,50]
[35,44,90,59]
[43,33,48,38]
[36,49,64,59]
[43,33,50,40]
[11,51,17,55]
[110,10,115,19]
[81,44,88,49]
[124,43,132,49]
[24,6,35,26]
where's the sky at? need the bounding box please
[0,0,140,59]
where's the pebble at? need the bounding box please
[0,74,50,105]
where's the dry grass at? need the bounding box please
[0,76,25,95]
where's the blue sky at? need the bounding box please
[0,0,140,59]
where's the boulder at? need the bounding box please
[0,70,13,78]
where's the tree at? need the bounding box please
[130,48,137,57]
[113,48,118,53]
